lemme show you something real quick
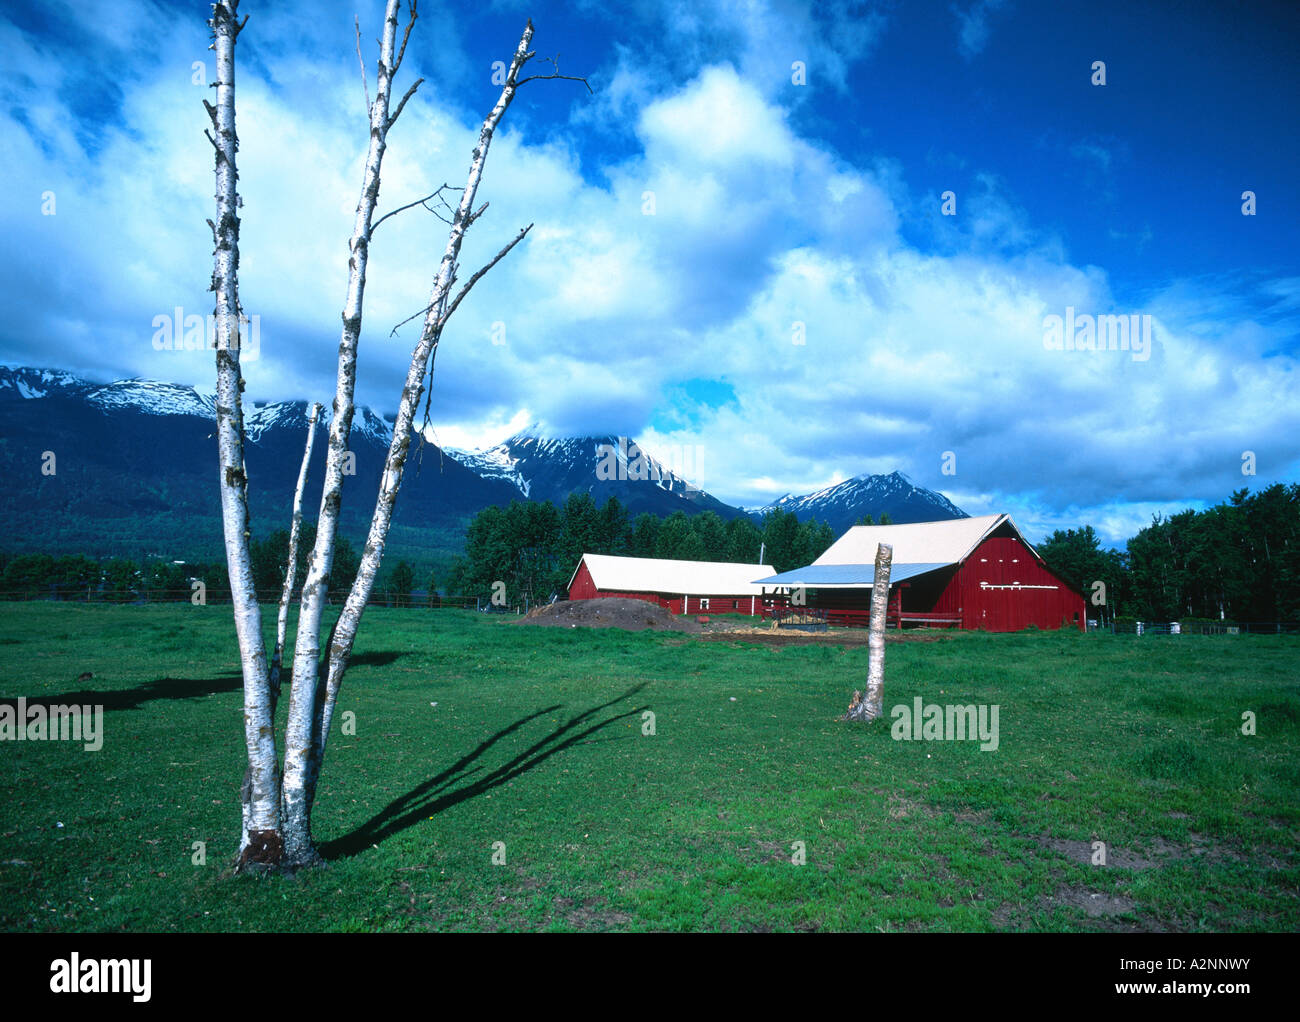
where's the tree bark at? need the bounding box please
[208,1,282,868]
[843,543,892,722]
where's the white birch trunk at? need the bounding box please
[307,22,539,807]
[863,543,893,718]
[280,0,411,866]
[209,1,282,867]
[844,543,892,722]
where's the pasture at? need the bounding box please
[0,603,1296,931]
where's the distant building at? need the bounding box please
[756,514,1086,631]
[567,553,772,616]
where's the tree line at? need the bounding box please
[0,525,388,605]
[1036,484,1299,623]
[6,483,1294,623]
[443,493,836,608]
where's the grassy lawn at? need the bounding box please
[0,602,1296,932]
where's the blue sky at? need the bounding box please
[2,0,1298,544]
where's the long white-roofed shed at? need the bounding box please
[567,553,772,615]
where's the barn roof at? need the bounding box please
[754,514,1043,588]
[814,513,1040,565]
[754,563,950,588]
[570,553,773,596]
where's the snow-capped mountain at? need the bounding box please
[0,365,969,564]
[447,427,741,519]
[445,431,536,497]
[86,379,217,418]
[0,366,86,400]
[0,366,395,445]
[244,399,393,446]
[0,365,519,561]
[750,471,967,532]
[0,366,219,417]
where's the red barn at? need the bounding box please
[567,553,772,615]
[756,514,1086,632]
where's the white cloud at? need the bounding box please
[953,0,1008,60]
[1,0,1295,551]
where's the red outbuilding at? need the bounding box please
[756,514,1087,631]
[567,553,772,615]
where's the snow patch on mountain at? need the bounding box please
[446,430,715,506]
[445,441,532,497]
[87,380,217,418]
[0,366,88,399]
[243,401,394,446]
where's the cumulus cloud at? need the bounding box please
[1,0,1295,547]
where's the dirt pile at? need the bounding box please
[514,597,703,633]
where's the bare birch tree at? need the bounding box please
[843,543,893,722]
[207,1,583,870]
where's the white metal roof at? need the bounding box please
[813,514,1037,567]
[571,553,774,596]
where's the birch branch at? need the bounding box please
[355,17,371,118]
[386,2,421,127]
[516,54,592,94]
[387,77,424,129]
[440,223,532,325]
[386,221,528,337]
[394,0,418,69]
[269,401,321,711]
[371,183,458,237]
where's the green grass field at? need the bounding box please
[0,603,1296,932]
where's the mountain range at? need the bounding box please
[0,365,967,571]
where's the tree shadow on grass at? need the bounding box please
[0,673,243,712]
[321,682,649,859]
[348,651,407,669]
[0,652,409,712]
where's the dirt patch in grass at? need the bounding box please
[552,895,632,930]
[514,603,954,644]
[888,794,941,821]
[1182,831,1292,868]
[514,597,702,633]
[1038,836,1163,871]
[1049,887,1139,920]
[1038,832,1289,872]
[994,887,1163,931]
[695,629,949,648]
[742,839,792,865]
